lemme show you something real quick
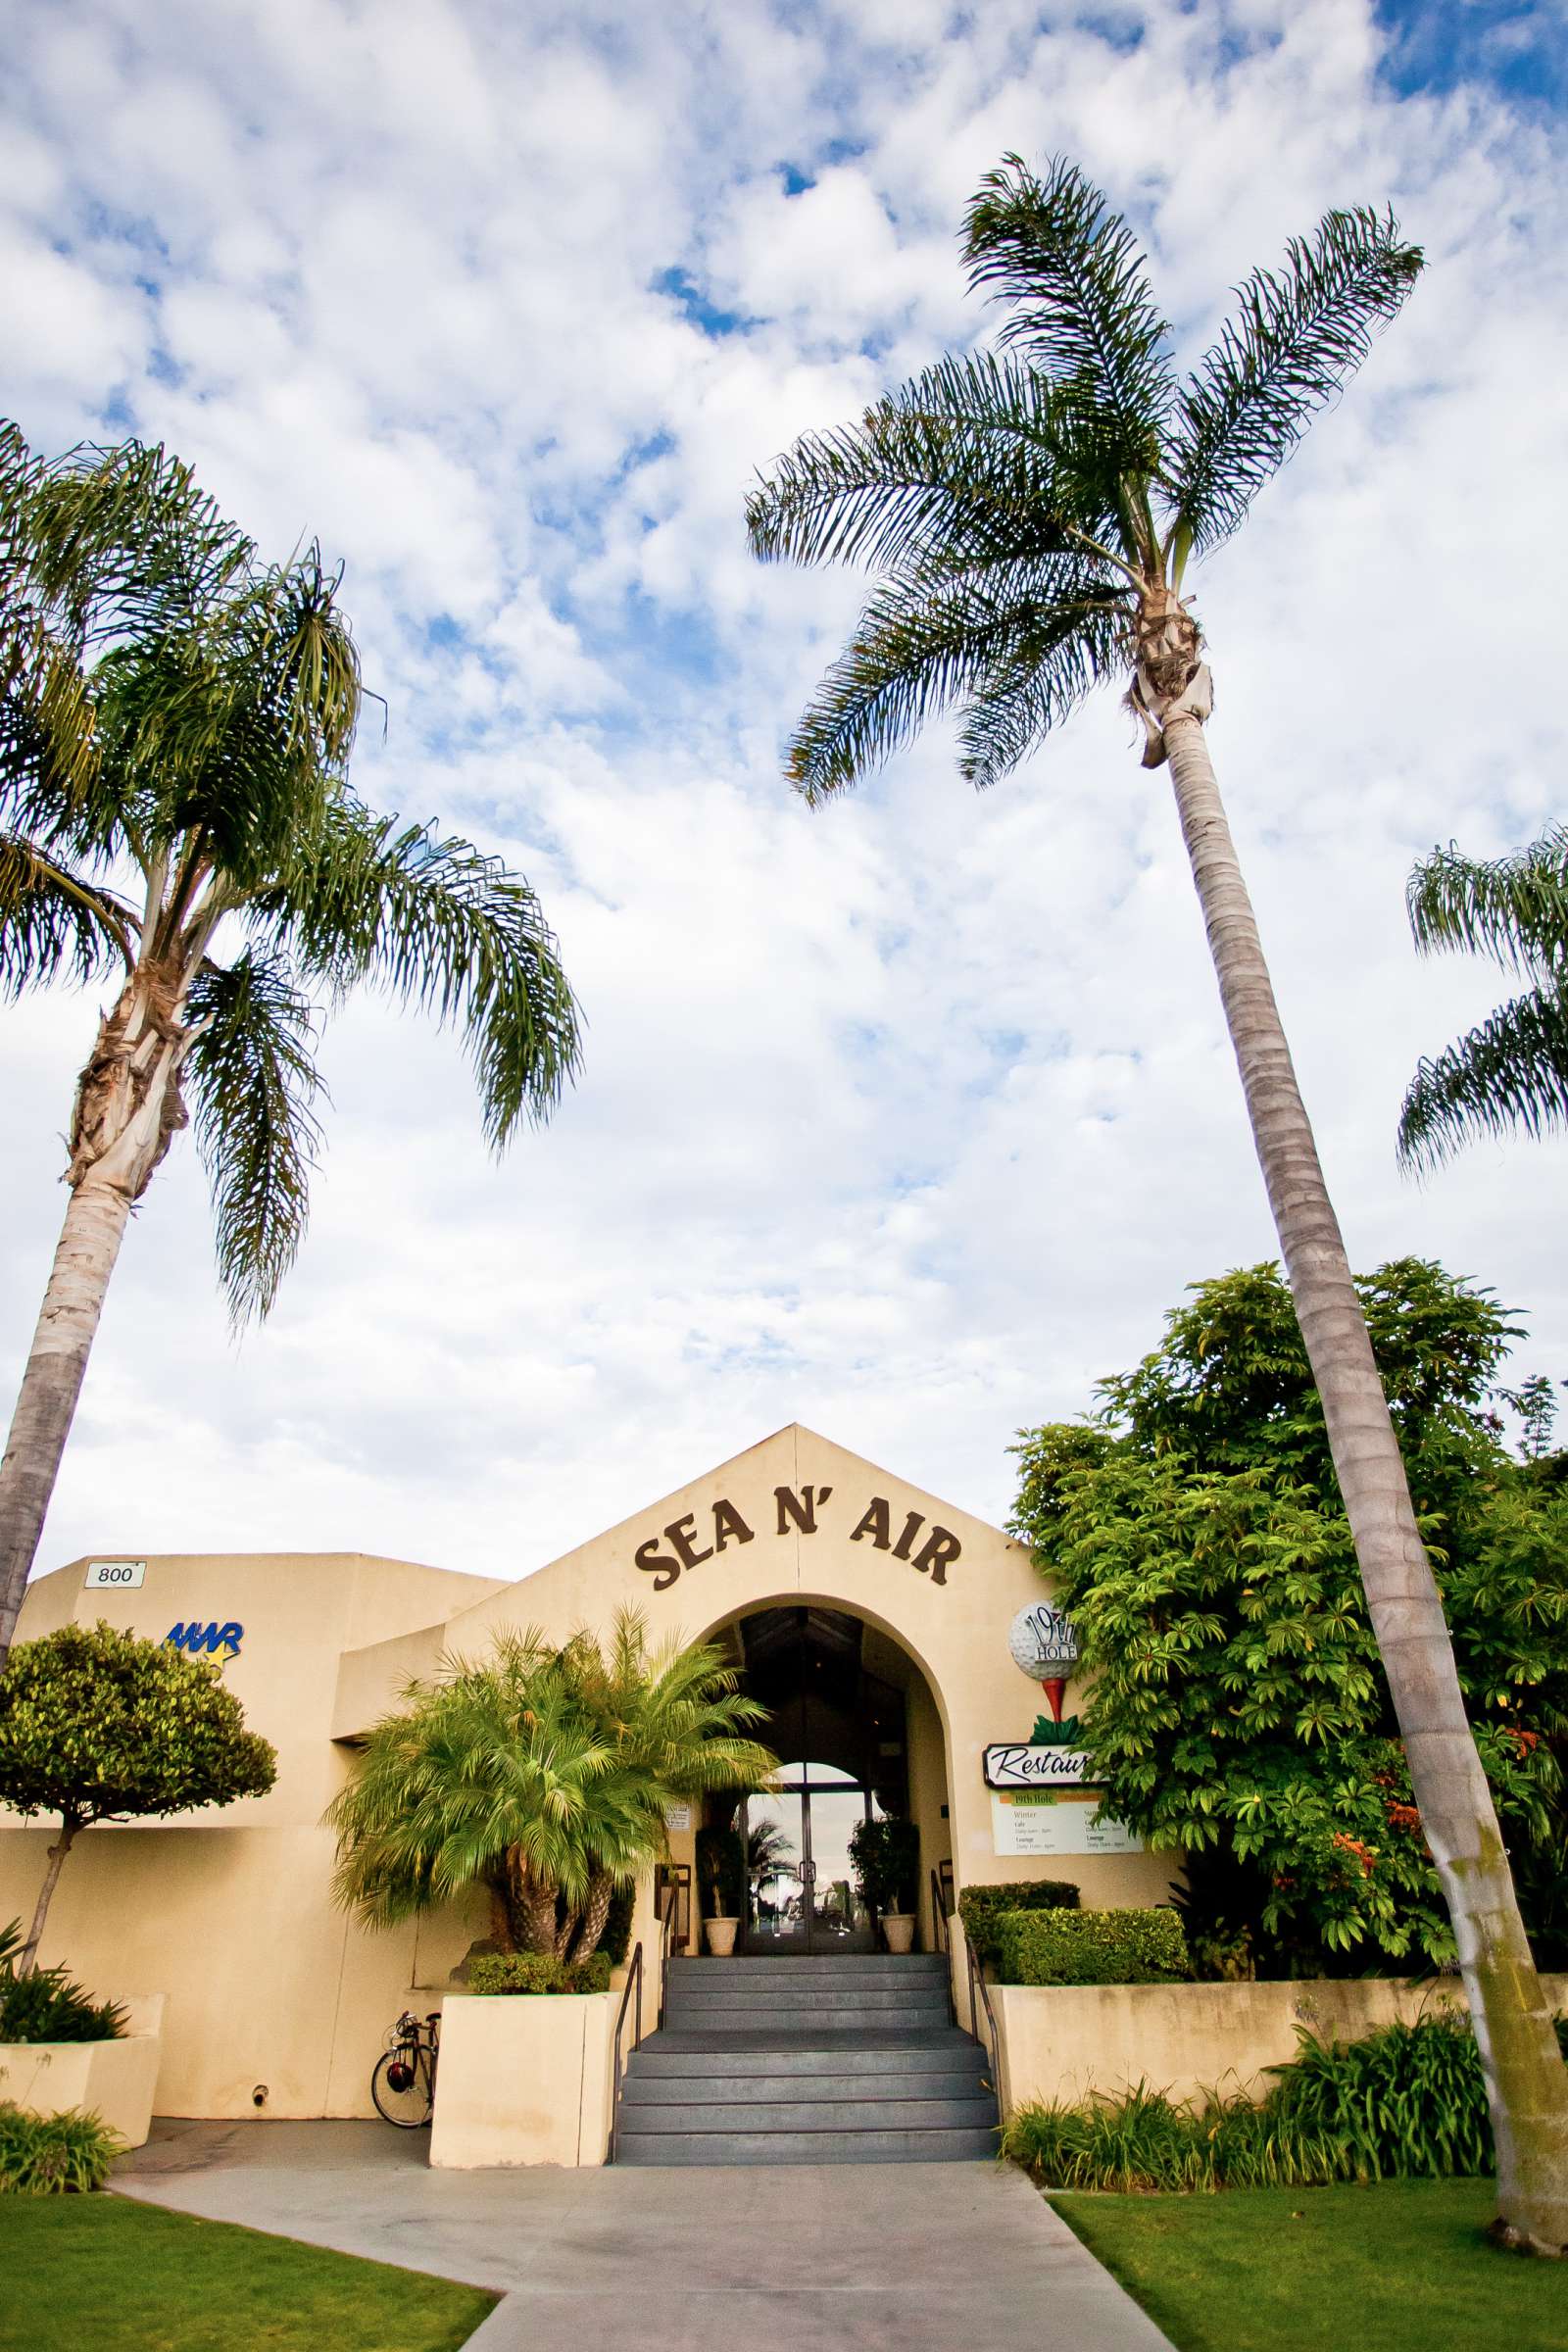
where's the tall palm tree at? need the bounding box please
[1397,827,1568,1169]
[0,429,581,1662]
[746,155,1568,2251]
[327,1610,776,1960]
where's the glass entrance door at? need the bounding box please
[743,1770,877,1953]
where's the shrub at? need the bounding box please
[1002,2010,1568,2191]
[996,1905,1190,1985]
[0,1928,125,2045]
[957,1879,1078,1962]
[467,1950,612,1996]
[0,2102,123,2194]
[695,1824,745,1918]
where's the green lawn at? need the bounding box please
[0,2195,497,2352]
[1053,2179,1567,2352]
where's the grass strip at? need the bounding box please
[1051,2179,1567,2352]
[0,2194,497,2352]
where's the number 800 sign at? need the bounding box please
[84,1560,146,1590]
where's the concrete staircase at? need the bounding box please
[613,1952,999,2166]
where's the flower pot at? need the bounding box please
[881,1913,915,1955]
[705,1917,739,1957]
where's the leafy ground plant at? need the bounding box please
[0,2102,122,2194]
[1054,2181,1568,2352]
[0,2196,496,2351]
[1004,2014,1568,2191]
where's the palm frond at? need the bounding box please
[1406,830,1568,980]
[1397,985,1568,1172]
[963,155,1174,480]
[93,549,362,901]
[956,592,1128,789]
[1170,207,1423,556]
[0,832,132,997]
[747,351,1125,578]
[183,949,326,1323]
[20,435,250,646]
[255,797,581,1145]
[786,564,1126,802]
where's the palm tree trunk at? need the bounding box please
[0,974,191,1667]
[1162,696,1568,2254]
[20,1816,78,1973]
[0,1177,134,1662]
[566,1868,613,1967]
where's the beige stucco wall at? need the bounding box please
[1,1424,1171,2126]
[429,1992,616,2168]
[993,1971,1568,2115]
[0,1550,499,2119]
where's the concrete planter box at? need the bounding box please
[0,1994,165,2149]
[992,1970,1568,2116]
[429,1990,616,2170]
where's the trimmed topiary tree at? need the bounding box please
[0,1620,276,1971]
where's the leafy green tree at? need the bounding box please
[747,152,1568,2246]
[326,1608,776,1960]
[0,1619,277,1971]
[1010,1262,1568,1975]
[0,428,582,1665]
[1398,828,1568,1170]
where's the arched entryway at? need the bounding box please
[700,1601,953,1956]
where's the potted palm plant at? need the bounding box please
[850,1817,920,1954]
[696,1824,745,1956]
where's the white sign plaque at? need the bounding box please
[84,1560,146,1591]
[663,1803,692,1834]
[990,1790,1145,1858]
[984,1743,1093,1789]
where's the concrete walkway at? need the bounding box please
[117,2119,1174,2351]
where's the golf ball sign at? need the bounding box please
[1008,1602,1079,1681]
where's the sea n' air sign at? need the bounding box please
[632,1482,962,1592]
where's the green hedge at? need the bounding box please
[0,2102,122,2194]
[957,1879,1078,1962]
[467,1950,612,1996]
[995,1905,1190,1986]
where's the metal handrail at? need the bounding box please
[929,1867,957,2028]
[609,1939,644,2164]
[963,1923,1001,2084]
[610,1878,679,2162]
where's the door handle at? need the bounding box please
[800,1860,817,1886]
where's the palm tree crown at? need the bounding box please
[1,429,581,1320]
[327,1608,776,1960]
[1397,827,1568,1170]
[748,156,1421,791]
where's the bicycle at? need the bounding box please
[371,2009,440,2128]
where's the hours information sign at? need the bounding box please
[990,1788,1145,1858]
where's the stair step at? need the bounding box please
[623,2068,989,2105]
[616,2125,1000,2167]
[663,2005,950,2035]
[632,2034,982,2076]
[669,1955,946,1981]
[666,1982,948,2011]
[617,2096,999,2132]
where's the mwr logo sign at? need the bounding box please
[165,1621,243,1658]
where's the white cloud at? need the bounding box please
[3,0,1566,1584]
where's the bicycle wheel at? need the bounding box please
[371,2045,433,2128]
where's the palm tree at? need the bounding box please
[746,155,1568,2251]
[0,429,581,1662]
[327,1609,776,1960]
[1397,827,1568,1170]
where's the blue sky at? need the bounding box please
[4,0,1567,1580]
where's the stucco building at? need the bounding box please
[0,1424,1172,2122]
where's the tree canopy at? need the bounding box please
[1010,1261,1568,1975]
[0,1619,277,1967]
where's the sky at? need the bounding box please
[4,0,1566,1588]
